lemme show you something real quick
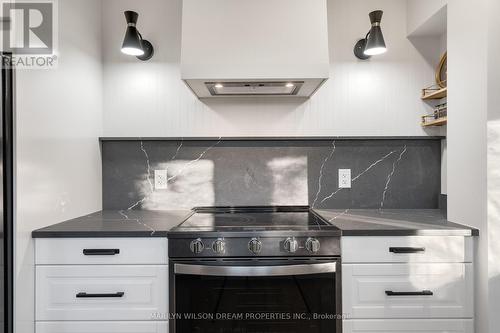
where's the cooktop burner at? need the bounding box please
[168,206,341,258]
[176,206,330,231]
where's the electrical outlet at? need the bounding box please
[338,169,351,188]
[154,169,168,190]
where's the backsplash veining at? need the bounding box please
[102,138,441,210]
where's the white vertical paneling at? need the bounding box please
[102,0,441,137]
[487,0,500,333]
[15,1,103,332]
[447,1,488,333]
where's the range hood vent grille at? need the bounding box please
[205,81,304,96]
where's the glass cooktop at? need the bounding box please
[173,206,338,232]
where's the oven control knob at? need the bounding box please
[306,238,321,253]
[248,238,262,254]
[190,239,204,254]
[212,239,226,254]
[284,237,298,253]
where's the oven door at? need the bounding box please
[169,258,340,333]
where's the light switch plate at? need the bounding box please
[338,169,351,188]
[154,169,168,190]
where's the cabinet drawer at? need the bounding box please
[342,263,473,318]
[36,265,168,321]
[343,319,473,333]
[342,236,472,263]
[36,238,168,265]
[36,321,168,333]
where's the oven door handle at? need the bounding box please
[174,262,336,277]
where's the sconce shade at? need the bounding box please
[364,10,386,56]
[124,10,138,25]
[121,10,154,60]
[369,10,383,25]
[121,26,144,56]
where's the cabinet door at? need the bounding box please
[342,263,473,319]
[343,319,473,333]
[36,265,168,321]
[36,321,168,333]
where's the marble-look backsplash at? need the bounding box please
[102,138,441,210]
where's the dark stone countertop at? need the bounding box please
[99,136,445,141]
[31,210,192,238]
[32,209,478,238]
[314,209,478,236]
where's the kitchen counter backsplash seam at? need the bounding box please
[102,138,441,211]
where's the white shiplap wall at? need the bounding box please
[487,0,500,332]
[102,0,443,137]
[14,1,103,332]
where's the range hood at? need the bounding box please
[180,0,330,98]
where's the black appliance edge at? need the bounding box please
[2,52,14,333]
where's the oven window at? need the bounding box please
[174,270,336,333]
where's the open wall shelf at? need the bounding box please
[421,87,447,100]
[421,116,447,127]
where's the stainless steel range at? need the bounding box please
[168,206,342,333]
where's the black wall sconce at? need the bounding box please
[121,10,154,61]
[353,10,387,60]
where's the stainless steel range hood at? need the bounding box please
[181,0,330,98]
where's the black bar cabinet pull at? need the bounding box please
[389,247,425,254]
[82,249,120,256]
[76,292,125,298]
[385,290,433,296]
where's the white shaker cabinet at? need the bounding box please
[35,238,169,332]
[343,319,473,333]
[36,321,168,333]
[341,236,474,333]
